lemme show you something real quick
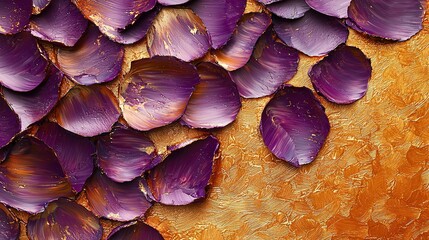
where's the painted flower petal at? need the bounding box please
[305,0,350,18]
[213,12,272,71]
[189,0,247,49]
[30,0,88,47]
[230,30,299,98]
[0,136,73,213]
[97,125,158,183]
[147,136,219,205]
[309,44,372,104]
[32,0,51,14]
[181,63,241,129]
[120,56,200,131]
[27,198,102,240]
[2,65,62,131]
[147,8,211,62]
[0,0,32,35]
[35,122,95,193]
[54,85,120,137]
[0,97,20,149]
[348,0,424,41]
[0,204,19,240]
[158,0,190,5]
[257,0,282,4]
[56,25,124,85]
[273,10,348,56]
[108,221,164,240]
[0,32,48,92]
[267,0,311,19]
[86,171,152,221]
[260,85,330,167]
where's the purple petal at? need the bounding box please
[213,12,272,71]
[30,0,88,47]
[158,0,190,5]
[147,136,219,205]
[260,86,330,167]
[35,122,95,193]
[108,221,164,240]
[56,25,124,85]
[27,198,102,240]
[86,172,152,221]
[189,0,247,49]
[0,0,32,34]
[348,0,424,41]
[274,10,348,56]
[267,0,311,19]
[120,56,200,131]
[305,0,350,18]
[32,0,51,14]
[257,0,282,4]
[230,30,299,98]
[2,65,62,130]
[97,125,158,183]
[0,204,19,240]
[0,32,48,92]
[147,8,211,62]
[0,97,20,149]
[309,44,372,104]
[0,136,73,213]
[181,63,241,129]
[54,85,120,137]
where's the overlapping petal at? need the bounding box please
[267,0,310,19]
[108,221,164,240]
[0,0,32,35]
[305,0,351,18]
[0,97,20,149]
[158,0,190,5]
[32,0,51,14]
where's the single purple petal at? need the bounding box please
[274,10,348,56]
[0,32,48,92]
[54,85,120,137]
[0,0,32,35]
[30,0,88,47]
[309,44,372,104]
[27,198,102,240]
[0,97,20,149]
[181,63,241,129]
[267,0,311,19]
[85,171,152,221]
[97,125,158,183]
[108,221,164,240]
[348,0,424,41]
[305,0,351,18]
[189,0,247,49]
[260,85,330,167]
[0,136,73,213]
[158,0,190,5]
[35,122,95,193]
[147,8,211,62]
[120,56,200,131]
[56,25,124,85]
[32,0,51,14]
[0,204,19,240]
[147,136,219,205]
[230,30,299,98]
[2,65,62,130]
[213,12,272,71]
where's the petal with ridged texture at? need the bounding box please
[0,97,20,149]
[305,0,351,18]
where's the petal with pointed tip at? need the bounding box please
[305,0,350,18]
[108,221,164,240]
[268,0,311,19]
[0,0,32,34]
[0,204,19,240]
[33,0,51,14]
[0,97,20,149]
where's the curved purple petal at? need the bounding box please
[181,63,241,129]
[305,0,350,18]
[309,44,372,104]
[56,25,124,85]
[33,0,51,14]
[35,122,95,193]
[267,0,311,19]
[120,56,200,131]
[30,0,88,47]
[213,12,272,71]
[147,8,211,62]
[348,0,424,41]
[0,136,73,213]
[274,10,348,56]
[230,30,299,98]
[260,86,330,167]
[189,0,247,49]
[147,136,219,205]
[0,97,20,149]
[97,125,158,183]
[108,221,164,240]
[27,198,102,240]
[2,65,62,130]
[0,32,48,92]
[54,85,120,137]
[85,172,152,221]
[158,0,190,5]
[0,204,19,240]
[0,0,32,35]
